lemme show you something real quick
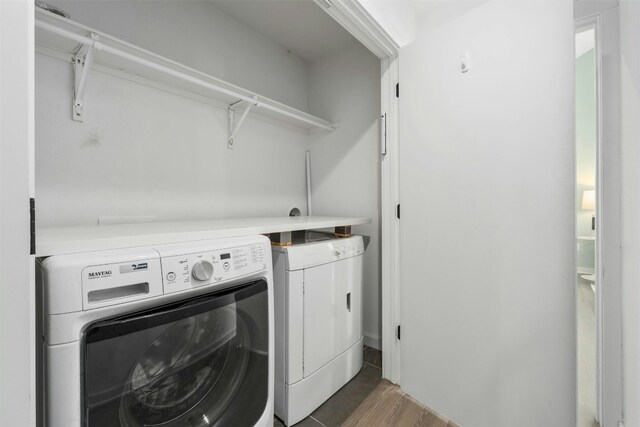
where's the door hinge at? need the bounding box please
[396,204,400,219]
[381,114,387,155]
[30,198,35,255]
[397,325,401,340]
[396,83,399,98]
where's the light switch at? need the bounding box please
[461,52,470,73]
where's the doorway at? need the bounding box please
[575,23,601,427]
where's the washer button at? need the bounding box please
[167,272,176,281]
[223,261,230,271]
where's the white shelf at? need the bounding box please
[34,9,336,135]
[577,235,596,241]
[36,216,372,256]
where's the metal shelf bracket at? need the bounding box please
[227,96,259,149]
[72,32,99,122]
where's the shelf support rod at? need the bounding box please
[228,96,258,149]
[72,32,99,122]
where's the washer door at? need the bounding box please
[83,280,269,427]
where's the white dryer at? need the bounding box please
[37,235,274,427]
[272,232,365,426]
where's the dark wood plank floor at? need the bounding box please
[274,345,383,427]
[274,346,457,427]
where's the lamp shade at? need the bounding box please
[581,190,596,210]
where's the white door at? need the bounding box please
[398,2,575,426]
[303,256,362,377]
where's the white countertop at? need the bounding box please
[36,216,371,256]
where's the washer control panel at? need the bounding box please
[161,243,267,294]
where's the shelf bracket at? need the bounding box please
[227,96,259,149]
[72,32,99,122]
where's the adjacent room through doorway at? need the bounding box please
[575,25,599,427]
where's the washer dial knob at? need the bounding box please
[192,260,214,281]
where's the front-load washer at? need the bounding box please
[271,231,365,426]
[37,235,273,427]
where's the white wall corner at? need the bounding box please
[315,0,400,58]
[364,334,382,351]
[354,0,418,48]
[574,0,620,19]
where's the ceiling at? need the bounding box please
[205,0,360,62]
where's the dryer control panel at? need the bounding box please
[282,235,365,271]
[159,243,267,294]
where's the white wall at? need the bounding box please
[398,1,575,426]
[36,1,312,227]
[620,1,640,425]
[574,0,619,22]
[0,0,35,425]
[308,45,381,348]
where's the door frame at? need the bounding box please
[575,7,623,425]
[313,0,402,384]
[0,0,36,425]
[575,17,604,424]
[319,2,624,424]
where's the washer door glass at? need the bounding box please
[83,280,269,427]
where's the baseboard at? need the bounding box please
[364,334,381,350]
